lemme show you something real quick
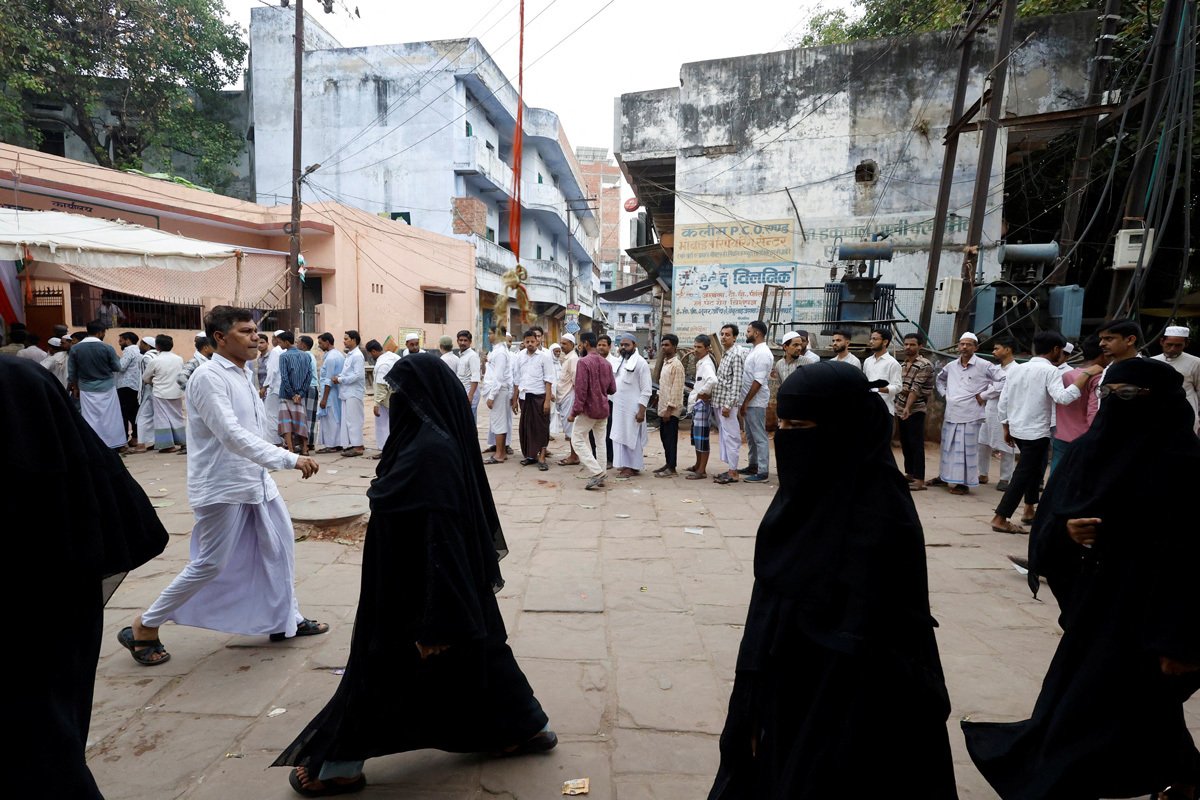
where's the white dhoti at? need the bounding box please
[80,387,127,448]
[317,394,342,448]
[487,387,513,442]
[339,396,365,447]
[141,496,303,637]
[264,391,282,445]
[612,441,644,470]
[375,405,390,451]
[939,420,982,487]
[556,391,576,438]
[136,389,155,445]
[152,396,186,449]
[716,408,742,471]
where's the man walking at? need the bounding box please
[897,332,934,490]
[862,327,902,415]
[555,333,580,466]
[455,329,481,421]
[66,321,126,449]
[1152,324,1199,432]
[829,329,862,369]
[611,333,652,477]
[978,337,1017,490]
[513,329,555,470]
[277,331,314,455]
[118,306,327,667]
[367,340,399,454]
[654,333,685,477]
[315,333,344,453]
[482,327,514,464]
[598,334,620,467]
[334,330,366,457]
[739,320,773,482]
[989,330,1100,533]
[933,332,994,495]
[569,332,617,489]
[712,324,746,484]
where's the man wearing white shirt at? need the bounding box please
[795,329,821,364]
[933,332,994,494]
[739,320,774,482]
[262,330,285,445]
[829,329,862,369]
[482,328,514,463]
[115,331,142,445]
[599,334,621,467]
[455,329,482,421]
[439,335,460,373]
[366,340,399,453]
[610,332,652,477]
[333,330,366,457]
[1152,325,1200,432]
[512,329,556,470]
[132,336,159,452]
[119,306,326,667]
[862,328,903,416]
[989,330,1101,533]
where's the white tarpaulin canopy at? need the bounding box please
[0,208,237,271]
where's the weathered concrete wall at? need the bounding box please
[616,12,1094,346]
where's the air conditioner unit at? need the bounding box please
[935,277,963,313]
[1112,227,1154,270]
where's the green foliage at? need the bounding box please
[0,1,247,187]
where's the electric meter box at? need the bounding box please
[935,277,963,313]
[1113,228,1154,270]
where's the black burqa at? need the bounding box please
[963,358,1200,799]
[1,356,168,799]
[274,353,546,769]
[709,362,958,799]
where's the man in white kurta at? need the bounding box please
[483,333,514,461]
[1152,325,1200,433]
[555,333,580,465]
[121,309,326,665]
[262,331,285,445]
[456,330,482,421]
[316,334,344,451]
[369,343,400,452]
[335,332,367,455]
[611,333,652,476]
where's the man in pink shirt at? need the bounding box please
[1051,335,1106,472]
[568,332,617,490]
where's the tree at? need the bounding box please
[0,1,247,190]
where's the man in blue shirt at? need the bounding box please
[277,331,314,455]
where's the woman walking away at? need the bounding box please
[685,334,718,479]
[709,362,958,799]
[275,353,555,797]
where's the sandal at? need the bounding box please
[949,485,969,495]
[271,619,330,642]
[288,767,366,797]
[483,456,503,465]
[557,458,580,466]
[713,473,738,484]
[685,472,707,480]
[991,521,1027,534]
[537,462,549,471]
[1021,516,1036,525]
[117,626,170,666]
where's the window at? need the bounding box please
[536,245,542,259]
[36,128,65,157]
[423,292,448,325]
[855,160,878,183]
[485,226,495,242]
[631,314,639,324]
[485,141,495,152]
[465,121,473,137]
[390,211,411,225]
[537,172,544,184]
[618,313,627,323]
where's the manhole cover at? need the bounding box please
[288,494,369,524]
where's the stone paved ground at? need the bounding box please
[93,418,1198,799]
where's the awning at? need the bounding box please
[0,209,290,309]
[420,284,466,295]
[600,275,659,302]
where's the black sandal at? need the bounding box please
[483,456,503,465]
[117,626,170,666]
[288,767,366,797]
[271,619,330,642]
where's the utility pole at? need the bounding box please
[288,0,305,332]
[918,1,984,336]
[953,0,1017,338]
[1052,0,1123,284]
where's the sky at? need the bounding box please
[223,0,859,157]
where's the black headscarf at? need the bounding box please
[1029,357,1200,660]
[372,352,507,584]
[0,355,167,594]
[758,361,934,653]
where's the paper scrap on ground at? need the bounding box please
[562,778,590,795]
[267,707,287,718]
[615,514,630,519]
[684,527,704,536]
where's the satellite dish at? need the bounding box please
[623,197,641,212]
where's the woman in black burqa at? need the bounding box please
[708,361,957,799]
[2,356,168,798]
[963,357,1200,799]
[275,353,554,796]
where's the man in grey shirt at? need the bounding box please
[67,321,126,449]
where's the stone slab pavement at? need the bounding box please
[93,422,1198,799]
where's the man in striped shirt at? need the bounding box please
[711,324,746,484]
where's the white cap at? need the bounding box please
[195,331,207,340]
[1165,325,1190,338]
[405,332,420,342]
[273,329,286,337]
[142,336,156,347]
[780,331,800,345]
[48,337,62,347]
[1063,342,1075,354]
[61,335,73,343]
[959,331,979,343]
[550,342,561,351]
[561,333,576,344]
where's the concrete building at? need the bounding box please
[248,6,599,342]
[0,143,474,355]
[615,13,1096,348]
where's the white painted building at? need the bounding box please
[248,6,599,340]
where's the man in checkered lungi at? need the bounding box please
[685,334,719,479]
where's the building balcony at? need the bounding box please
[453,137,515,200]
[523,257,569,307]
